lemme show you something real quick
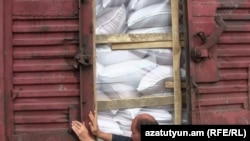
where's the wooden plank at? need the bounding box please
[172,0,182,124]
[97,96,174,111]
[165,82,187,88]
[96,33,173,44]
[112,41,173,50]
[93,0,97,112]
[111,41,185,50]
[96,33,185,44]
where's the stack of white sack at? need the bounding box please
[97,113,123,135]
[96,44,149,66]
[139,105,173,125]
[96,91,123,135]
[96,0,130,34]
[113,108,141,137]
[96,90,118,115]
[96,0,172,34]
[127,0,171,34]
[95,0,187,137]
[100,83,141,137]
[96,44,157,88]
[95,0,103,17]
[101,83,140,99]
[137,65,186,96]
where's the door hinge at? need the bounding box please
[74,52,93,69]
[191,16,227,63]
[74,36,93,69]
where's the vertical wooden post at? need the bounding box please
[171,0,182,124]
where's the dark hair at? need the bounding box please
[136,118,159,132]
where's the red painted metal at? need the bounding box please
[79,0,95,131]
[2,0,250,140]
[13,132,78,141]
[0,0,6,140]
[188,0,250,124]
[2,0,94,140]
[5,0,14,140]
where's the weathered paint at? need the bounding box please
[5,0,14,140]
[188,0,250,124]
[0,0,6,140]
[2,0,94,140]
[79,0,95,131]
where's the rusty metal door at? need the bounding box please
[4,0,94,141]
[0,0,6,141]
[187,0,250,124]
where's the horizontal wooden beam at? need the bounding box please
[97,96,174,111]
[112,41,173,50]
[165,81,187,88]
[111,41,185,50]
[96,33,184,44]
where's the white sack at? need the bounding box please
[96,5,127,34]
[127,2,171,29]
[96,44,148,66]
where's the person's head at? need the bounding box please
[131,113,158,141]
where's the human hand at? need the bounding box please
[88,111,100,136]
[72,120,94,141]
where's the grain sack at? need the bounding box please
[96,44,148,66]
[137,65,173,95]
[102,0,129,8]
[127,2,171,29]
[96,5,127,34]
[98,55,157,87]
[96,90,118,115]
[128,0,169,11]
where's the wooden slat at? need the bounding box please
[112,41,173,50]
[96,33,173,44]
[96,33,185,44]
[165,82,187,88]
[97,96,174,111]
[172,0,182,124]
[111,41,185,50]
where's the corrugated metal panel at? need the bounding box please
[188,0,250,124]
[10,0,80,137]
[0,0,6,140]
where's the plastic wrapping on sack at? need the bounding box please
[102,0,130,8]
[96,5,127,34]
[96,0,103,17]
[96,44,148,66]
[127,2,172,29]
[128,0,169,11]
[97,55,157,87]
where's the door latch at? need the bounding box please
[191,16,227,63]
[74,51,92,69]
[73,36,93,69]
